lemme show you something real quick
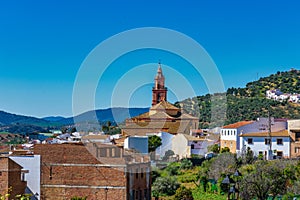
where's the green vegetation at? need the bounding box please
[70,197,87,200]
[174,186,194,200]
[148,135,162,152]
[0,187,32,200]
[207,144,220,154]
[175,69,300,128]
[151,151,300,200]
[101,121,121,135]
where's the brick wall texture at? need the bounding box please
[34,143,151,200]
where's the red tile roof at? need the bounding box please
[240,130,289,137]
[223,121,254,129]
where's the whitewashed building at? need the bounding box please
[124,136,148,154]
[239,130,290,159]
[220,118,287,154]
[172,134,213,159]
[146,132,174,159]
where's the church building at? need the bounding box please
[121,63,199,136]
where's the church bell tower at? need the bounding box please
[152,62,167,106]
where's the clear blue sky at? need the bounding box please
[0,0,299,117]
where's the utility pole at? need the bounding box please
[268,109,272,151]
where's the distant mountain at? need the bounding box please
[42,116,66,122]
[58,107,149,125]
[0,107,149,134]
[0,111,50,127]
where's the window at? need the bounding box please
[144,189,148,199]
[21,172,25,181]
[141,168,144,178]
[248,138,253,144]
[295,147,300,153]
[135,190,138,200]
[295,131,300,139]
[277,138,283,145]
[259,151,263,155]
[112,148,115,157]
[191,144,194,149]
[265,138,271,145]
[135,168,139,179]
[277,151,283,158]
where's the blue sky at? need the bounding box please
[0,0,299,117]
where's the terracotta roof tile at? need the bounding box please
[240,130,289,137]
[223,121,254,129]
[150,101,179,110]
[122,121,190,135]
[182,134,206,141]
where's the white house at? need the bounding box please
[220,121,255,153]
[146,132,174,159]
[279,93,290,101]
[239,130,290,159]
[289,94,300,103]
[220,118,287,154]
[124,136,148,154]
[172,134,213,159]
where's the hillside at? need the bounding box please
[0,111,51,127]
[227,69,300,97]
[175,69,300,128]
[0,108,149,134]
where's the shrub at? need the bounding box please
[174,186,194,200]
[166,162,180,176]
[152,176,180,196]
[180,158,193,170]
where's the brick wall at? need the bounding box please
[0,157,26,200]
[34,143,151,200]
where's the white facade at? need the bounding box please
[146,132,174,159]
[240,136,290,158]
[221,118,287,152]
[289,94,300,103]
[10,155,41,200]
[266,89,300,103]
[124,136,148,154]
[172,134,211,159]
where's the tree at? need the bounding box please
[148,135,162,152]
[174,186,194,200]
[151,169,161,183]
[220,147,230,153]
[166,162,180,176]
[208,152,237,180]
[180,158,193,170]
[152,176,180,196]
[162,150,175,161]
[245,147,254,164]
[239,160,297,200]
[207,144,220,154]
[61,126,68,134]
[71,127,77,133]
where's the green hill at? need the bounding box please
[227,69,300,97]
[175,69,300,128]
